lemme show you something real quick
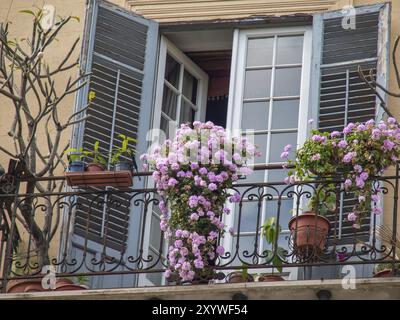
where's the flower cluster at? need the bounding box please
[282,118,400,227]
[141,121,258,282]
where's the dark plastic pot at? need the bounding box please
[114,161,131,171]
[68,161,85,172]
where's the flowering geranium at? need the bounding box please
[282,118,400,227]
[141,121,258,282]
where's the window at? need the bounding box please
[224,26,312,275]
[153,36,208,140]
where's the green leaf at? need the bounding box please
[71,16,80,22]
[18,9,35,16]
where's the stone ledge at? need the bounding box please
[1,277,400,300]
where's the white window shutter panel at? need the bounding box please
[310,3,390,245]
[68,0,159,286]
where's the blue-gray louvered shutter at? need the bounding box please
[67,0,159,288]
[304,3,390,280]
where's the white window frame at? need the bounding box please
[223,26,312,280]
[152,35,209,139]
[140,36,209,286]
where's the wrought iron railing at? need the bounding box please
[0,164,399,292]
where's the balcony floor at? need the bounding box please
[1,277,400,300]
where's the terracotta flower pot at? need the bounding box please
[288,212,330,252]
[258,274,285,282]
[86,163,105,172]
[6,278,88,293]
[6,278,43,293]
[373,269,398,278]
[227,272,254,283]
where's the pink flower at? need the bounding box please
[311,153,321,161]
[216,246,225,255]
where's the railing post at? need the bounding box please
[391,162,399,274]
[1,179,20,293]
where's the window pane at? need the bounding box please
[244,69,271,99]
[246,37,274,67]
[162,85,178,119]
[265,200,293,232]
[253,134,267,164]
[150,215,161,249]
[165,54,180,88]
[241,102,269,131]
[271,99,299,129]
[232,235,258,265]
[160,116,173,140]
[234,201,263,233]
[182,70,198,104]
[276,36,304,65]
[269,132,297,163]
[274,67,301,97]
[180,98,195,124]
[268,169,294,193]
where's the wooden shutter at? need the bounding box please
[311,3,390,244]
[72,0,159,252]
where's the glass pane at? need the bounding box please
[182,70,198,104]
[242,167,265,183]
[267,168,295,193]
[246,37,274,67]
[253,134,267,164]
[269,132,297,163]
[262,233,289,253]
[265,200,294,232]
[165,54,180,88]
[160,116,171,140]
[244,69,271,99]
[180,98,195,124]
[150,215,161,249]
[234,201,263,233]
[232,235,258,265]
[162,85,178,119]
[274,67,302,97]
[241,102,269,131]
[271,100,299,129]
[276,36,304,65]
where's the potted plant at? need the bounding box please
[86,141,107,172]
[373,262,400,278]
[142,121,258,283]
[259,217,286,281]
[65,148,91,172]
[111,134,137,171]
[282,118,400,250]
[226,266,254,283]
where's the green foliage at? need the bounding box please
[91,141,107,166]
[111,134,137,164]
[64,148,91,162]
[261,217,286,273]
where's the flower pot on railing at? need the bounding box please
[68,161,85,172]
[114,161,131,171]
[288,212,330,252]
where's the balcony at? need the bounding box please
[0,165,399,299]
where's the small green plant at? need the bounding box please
[111,134,137,164]
[64,148,91,162]
[91,141,107,166]
[74,275,89,285]
[261,217,286,273]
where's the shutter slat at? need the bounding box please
[316,7,388,244]
[73,3,158,253]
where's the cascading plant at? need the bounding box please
[141,121,259,283]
